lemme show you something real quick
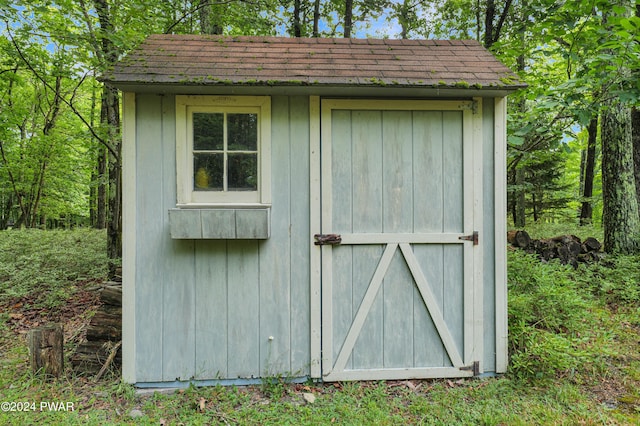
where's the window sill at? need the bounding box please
[169,207,270,239]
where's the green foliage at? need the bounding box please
[0,228,638,424]
[507,246,640,384]
[0,229,109,308]
[579,254,640,305]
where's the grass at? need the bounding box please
[0,227,639,424]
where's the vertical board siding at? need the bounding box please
[135,94,167,381]
[162,95,197,381]
[288,96,311,374]
[134,95,311,383]
[131,94,498,383]
[260,95,292,376]
[227,241,261,377]
[122,92,136,383]
[442,111,465,362]
[162,240,196,380]
[350,110,384,369]
[194,241,228,379]
[381,111,415,368]
[412,111,447,366]
[160,96,197,382]
[326,105,469,374]
[330,110,355,367]
[482,99,497,372]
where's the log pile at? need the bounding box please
[71,274,122,376]
[508,230,603,267]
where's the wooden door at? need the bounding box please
[319,99,482,381]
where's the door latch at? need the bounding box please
[458,231,479,245]
[314,234,342,245]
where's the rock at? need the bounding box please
[302,392,316,404]
[129,409,144,419]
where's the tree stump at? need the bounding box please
[28,324,64,378]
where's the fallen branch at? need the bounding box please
[94,340,122,381]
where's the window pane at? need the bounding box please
[193,113,223,150]
[228,113,257,151]
[228,153,257,191]
[194,153,223,191]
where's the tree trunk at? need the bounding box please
[96,145,107,229]
[632,107,640,217]
[199,0,222,34]
[292,0,302,37]
[343,0,353,38]
[95,0,123,271]
[90,81,107,229]
[102,83,121,270]
[514,166,526,227]
[580,116,598,225]
[397,0,410,39]
[634,9,640,214]
[484,0,495,48]
[313,0,320,36]
[601,100,640,253]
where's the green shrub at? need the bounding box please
[508,250,592,335]
[0,228,110,308]
[577,254,640,305]
[507,250,609,382]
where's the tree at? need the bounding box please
[602,100,639,252]
[579,117,599,225]
[599,2,640,253]
[0,34,93,229]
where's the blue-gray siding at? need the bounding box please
[129,94,499,383]
[133,94,310,381]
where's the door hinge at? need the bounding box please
[458,231,479,245]
[459,361,480,376]
[314,234,342,246]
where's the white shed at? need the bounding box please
[105,35,525,387]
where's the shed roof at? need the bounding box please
[105,34,525,92]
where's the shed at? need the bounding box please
[105,35,525,387]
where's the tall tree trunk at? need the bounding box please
[90,80,107,229]
[632,107,640,216]
[292,0,302,37]
[96,146,107,229]
[343,0,353,38]
[199,0,223,34]
[514,166,526,227]
[511,50,527,227]
[601,100,640,253]
[532,192,539,222]
[580,116,598,225]
[484,0,495,48]
[95,0,122,272]
[398,0,410,39]
[313,0,320,36]
[634,3,640,215]
[601,3,639,253]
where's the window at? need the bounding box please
[176,96,271,206]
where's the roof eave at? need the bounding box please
[105,78,526,98]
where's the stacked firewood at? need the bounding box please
[71,273,122,376]
[508,230,604,267]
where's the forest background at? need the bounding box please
[1,0,640,262]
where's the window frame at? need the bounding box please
[176,95,271,207]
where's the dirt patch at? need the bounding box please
[0,280,102,344]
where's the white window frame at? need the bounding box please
[176,95,271,207]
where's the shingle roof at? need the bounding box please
[104,34,525,90]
